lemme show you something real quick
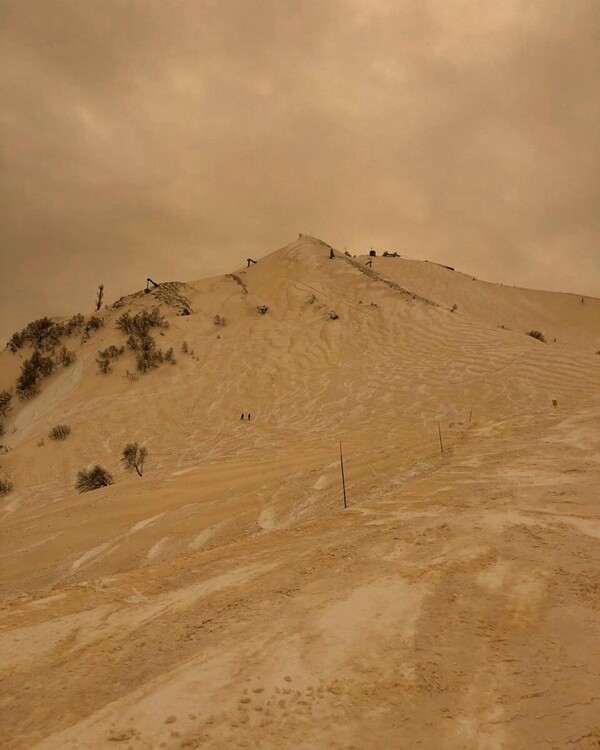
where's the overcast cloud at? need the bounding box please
[1,0,599,341]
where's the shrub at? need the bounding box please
[121,442,148,477]
[126,334,139,351]
[214,314,226,326]
[329,311,339,320]
[164,347,176,364]
[86,315,104,331]
[49,424,71,441]
[7,314,87,353]
[0,389,12,418]
[97,344,125,373]
[116,312,135,335]
[7,331,24,353]
[0,476,13,496]
[257,305,269,315]
[56,345,76,367]
[75,465,114,493]
[16,350,55,400]
[136,334,163,372]
[0,423,4,438]
[64,313,85,336]
[527,330,546,343]
[181,341,189,354]
[116,307,168,337]
[7,317,55,352]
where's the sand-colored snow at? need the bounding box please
[0,235,599,748]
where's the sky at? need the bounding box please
[1,0,599,342]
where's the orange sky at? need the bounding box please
[1,0,599,342]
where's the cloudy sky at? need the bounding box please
[1,0,599,341]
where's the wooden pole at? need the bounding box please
[339,441,348,509]
[468,408,472,424]
[437,422,444,454]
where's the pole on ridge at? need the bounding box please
[339,441,348,509]
[438,422,444,455]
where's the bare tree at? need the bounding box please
[121,442,148,477]
[96,284,105,311]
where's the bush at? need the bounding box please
[56,345,76,367]
[214,314,226,326]
[136,334,164,372]
[181,340,189,354]
[49,424,71,441]
[121,442,148,477]
[116,307,168,337]
[64,313,85,336]
[527,330,546,343]
[0,423,4,438]
[16,350,55,400]
[0,476,13,496]
[75,465,114,493]
[81,315,104,343]
[164,347,176,364]
[96,345,125,374]
[257,305,269,315]
[0,389,12,418]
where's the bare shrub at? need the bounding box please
[64,313,85,336]
[164,347,176,364]
[136,334,164,372]
[16,350,55,400]
[49,424,71,441]
[116,311,135,335]
[56,345,76,367]
[81,315,104,343]
[181,340,189,354]
[0,476,13,496]
[527,330,546,343]
[116,307,168,337]
[214,314,226,326]
[0,389,12,418]
[121,442,148,477]
[75,465,114,493]
[257,305,269,315]
[97,344,125,374]
[0,423,4,439]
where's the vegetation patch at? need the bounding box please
[0,476,13,496]
[49,424,71,441]
[7,313,85,353]
[0,389,12,418]
[75,465,114,493]
[116,307,168,337]
[97,345,125,374]
[15,350,55,400]
[526,330,546,343]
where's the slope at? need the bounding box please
[0,234,599,749]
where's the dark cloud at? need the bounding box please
[1,0,599,340]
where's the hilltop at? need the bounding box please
[1,235,599,749]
